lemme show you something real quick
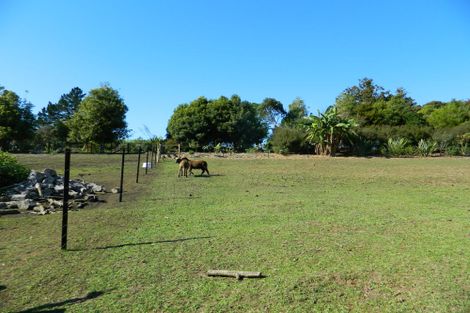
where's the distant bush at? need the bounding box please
[445,145,461,156]
[245,147,257,153]
[0,152,30,188]
[382,138,413,157]
[460,143,470,156]
[359,125,432,146]
[270,127,312,154]
[416,139,437,157]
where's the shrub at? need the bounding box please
[245,147,260,153]
[460,143,470,156]
[445,145,461,156]
[359,125,432,146]
[214,143,222,154]
[270,127,312,154]
[382,138,412,157]
[416,139,437,157]
[0,152,30,188]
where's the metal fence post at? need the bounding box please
[153,146,157,165]
[119,148,125,202]
[61,148,71,250]
[145,149,149,175]
[136,148,141,183]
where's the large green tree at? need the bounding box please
[167,95,267,151]
[67,85,128,150]
[37,87,85,151]
[259,98,286,131]
[282,97,308,127]
[335,78,428,148]
[336,79,423,127]
[421,100,470,129]
[420,100,470,149]
[0,87,36,151]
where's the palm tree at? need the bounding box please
[305,106,357,156]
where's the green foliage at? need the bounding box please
[270,126,312,154]
[36,87,85,151]
[416,139,437,157]
[305,106,357,156]
[459,143,470,156]
[337,79,424,127]
[259,98,286,131]
[0,152,30,187]
[358,124,432,146]
[424,100,470,129]
[214,143,222,154]
[67,85,128,150]
[382,138,413,157]
[167,95,267,152]
[0,87,36,151]
[281,97,308,127]
[445,145,461,156]
[432,121,470,149]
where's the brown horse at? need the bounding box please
[176,158,190,177]
[176,157,210,176]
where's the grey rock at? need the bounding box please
[88,183,104,193]
[17,199,36,210]
[2,168,106,215]
[6,201,18,209]
[43,168,57,177]
[70,182,84,192]
[28,170,45,183]
[111,187,120,194]
[48,198,63,208]
[0,209,20,215]
[76,202,87,209]
[10,194,26,201]
[85,194,98,202]
[24,190,38,199]
[33,205,47,215]
[43,176,56,185]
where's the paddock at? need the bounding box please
[1,156,469,312]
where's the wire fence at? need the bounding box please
[3,143,171,250]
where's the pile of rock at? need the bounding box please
[0,169,106,215]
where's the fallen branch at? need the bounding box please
[207,270,262,280]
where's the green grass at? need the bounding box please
[1,156,469,312]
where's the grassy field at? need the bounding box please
[1,155,469,312]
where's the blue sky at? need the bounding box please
[1,0,469,138]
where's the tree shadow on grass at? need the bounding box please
[15,290,107,313]
[67,236,212,251]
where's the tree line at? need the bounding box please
[1,78,469,156]
[167,78,470,156]
[0,84,128,152]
